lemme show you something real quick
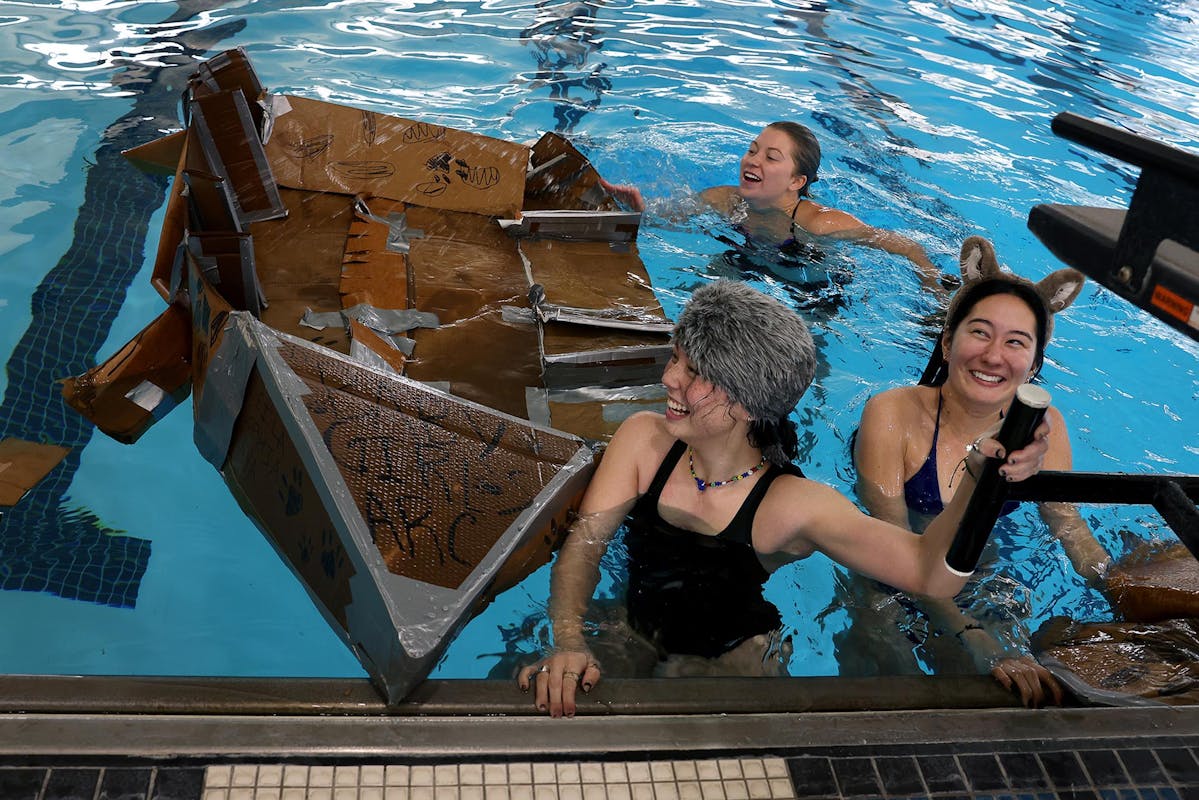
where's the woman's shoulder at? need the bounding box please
[607,411,676,460]
[793,199,865,235]
[699,185,738,213]
[862,384,932,422]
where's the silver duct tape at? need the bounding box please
[124,381,167,413]
[525,387,551,428]
[193,314,261,468]
[300,305,439,336]
[501,305,537,324]
[353,198,425,254]
[349,340,401,376]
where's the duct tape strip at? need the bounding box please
[353,198,425,254]
[300,305,439,336]
[194,314,261,469]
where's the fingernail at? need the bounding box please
[538,704,546,711]
[996,448,1005,459]
[582,683,592,692]
[998,468,1007,478]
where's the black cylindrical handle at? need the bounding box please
[945,384,1051,576]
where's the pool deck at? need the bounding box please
[3,675,1198,799]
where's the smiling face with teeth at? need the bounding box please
[661,345,743,438]
[737,126,810,212]
[942,293,1041,407]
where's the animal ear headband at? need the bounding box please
[918,235,1086,385]
[957,235,1085,319]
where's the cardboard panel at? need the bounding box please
[0,439,71,507]
[191,89,287,224]
[265,95,528,217]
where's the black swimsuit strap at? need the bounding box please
[644,440,688,500]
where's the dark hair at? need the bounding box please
[767,121,821,198]
[748,417,799,465]
[933,278,1049,384]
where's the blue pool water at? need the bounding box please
[1,0,1196,681]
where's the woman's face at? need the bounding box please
[738,126,807,210]
[943,293,1040,407]
[661,346,739,436]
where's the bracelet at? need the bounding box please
[954,623,984,639]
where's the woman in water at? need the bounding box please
[517,278,1051,717]
[601,121,945,295]
[851,236,1110,707]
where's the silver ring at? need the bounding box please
[538,665,549,674]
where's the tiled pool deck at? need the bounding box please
[2,676,1198,799]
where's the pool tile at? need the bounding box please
[1157,749,1199,784]
[101,767,154,799]
[1121,751,1168,784]
[1040,751,1090,790]
[153,768,206,800]
[1079,750,1131,787]
[916,754,969,794]
[43,768,100,800]
[785,756,837,797]
[830,755,880,797]
[999,752,1050,791]
[961,753,1009,792]
[875,754,925,796]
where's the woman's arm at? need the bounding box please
[1036,408,1111,589]
[517,412,656,716]
[854,389,917,528]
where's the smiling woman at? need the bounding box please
[851,236,1112,707]
[602,121,944,294]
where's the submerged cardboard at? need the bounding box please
[265,95,529,218]
[0,438,71,507]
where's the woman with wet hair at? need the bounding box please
[852,236,1110,708]
[517,278,1052,717]
[601,121,943,294]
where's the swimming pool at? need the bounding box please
[1,0,1196,683]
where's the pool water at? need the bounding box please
[1,0,1196,682]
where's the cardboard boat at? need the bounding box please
[62,48,672,704]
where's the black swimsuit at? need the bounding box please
[624,441,805,659]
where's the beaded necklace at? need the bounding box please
[688,448,767,492]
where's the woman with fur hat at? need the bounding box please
[600,121,943,294]
[518,278,1052,718]
[852,236,1110,707]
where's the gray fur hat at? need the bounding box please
[673,279,815,432]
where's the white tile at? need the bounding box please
[746,779,771,800]
[282,766,308,788]
[508,764,533,785]
[335,766,360,787]
[509,785,534,800]
[717,761,742,781]
[699,780,725,800]
[673,762,698,782]
[282,788,307,800]
[603,763,628,783]
[228,789,254,800]
[361,788,385,800]
[532,763,557,784]
[310,767,336,787]
[361,766,386,786]
[625,763,651,783]
[649,763,674,783]
[383,788,410,800]
[307,790,333,800]
[724,780,749,800]
[533,785,558,800]
[739,761,765,781]
[411,787,434,800]
[677,782,702,800]
[461,785,484,800]
[231,765,258,787]
[555,763,580,784]
[630,782,654,800]
[386,766,411,786]
[202,791,228,800]
[695,762,720,782]
[435,765,459,786]
[257,765,284,787]
[484,787,509,800]
[256,790,281,800]
[653,783,679,800]
[767,778,793,798]
[762,761,787,780]
[606,783,631,800]
[206,766,233,789]
[411,767,435,787]
[459,765,484,786]
[483,765,507,786]
[334,787,358,800]
[578,764,604,784]
[434,785,459,800]
[558,785,582,800]
[582,785,607,800]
